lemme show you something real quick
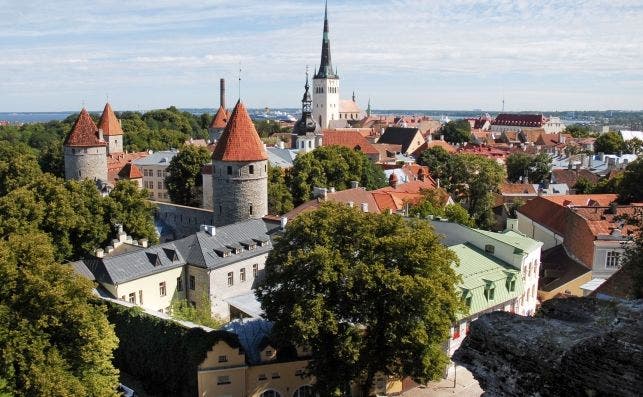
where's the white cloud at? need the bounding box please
[0,0,641,110]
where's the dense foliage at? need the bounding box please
[268,164,294,215]
[617,158,643,204]
[409,189,475,226]
[439,119,472,144]
[417,147,505,229]
[106,303,232,397]
[257,203,465,395]
[564,124,594,138]
[0,142,157,261]
[0,232,119,396]
[165,145,212,206]
[506,152,552,184]
[287,145,387,205]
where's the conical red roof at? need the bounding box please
[98,102,123,136]
[64,108,106,147]
[209,105,228,129]
[212,101,267,162]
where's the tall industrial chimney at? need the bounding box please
[220,78,226,109]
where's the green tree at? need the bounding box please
[0,143,42,196]
[170,294,224,329]
[105,180,159,246]
[38,138,65,177]
[440,119,472,144]
[444,204,475,227]
[617,158,643,204]
[573,177,595,194]
[456,154,505,229]
[506,153,552,184]
[0,232,119,396]
[620,213,643,299]
[268,164,294,215]
[592,174,622,194]
[416,146,459,190]
[564,124,592,138]
[287,146,386,205]
[594,131,625,154]
[257,203,465,396]
[623,137,642,154]
[165,145,211,206]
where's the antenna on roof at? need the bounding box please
[238,62,242,100]
[106,93,109,104]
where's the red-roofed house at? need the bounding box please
[107,151,149,185]
[491,114,565,133]
[323,130,380,162]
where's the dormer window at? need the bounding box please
[484,283,496,301]
[484,244,495,254]
[506,275,517,292]
[461,289,472,308]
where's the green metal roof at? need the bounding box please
[450,243,524,319]
[472,228,542,255]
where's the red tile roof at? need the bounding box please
[492,113,546,127]
[116,162,143,180]
[552,169,600,186]
[500,183,537,195]
[107,151,149,185]
[209,105,228,129]
[64,108,107,147]
[98,103,123,136]
[212,101,267,162]
[323,131,380,154]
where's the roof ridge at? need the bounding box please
[212,101,268,162]
[98,102,123,136]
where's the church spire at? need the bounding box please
[315,0,336,79]
[293,68,317,136]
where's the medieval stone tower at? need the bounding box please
[64,108,108,182]
[312,1,339,130]
[211,100,268,227]
[98,102,123,155]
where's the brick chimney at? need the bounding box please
[220,78,226,109]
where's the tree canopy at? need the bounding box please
[439,119,472,144]
[617,158,643,204]
[257,203,465,396]
[594,132,625,154]
[0,232,119,396]
[287,146,387,205]
[564,124,593,138]
[409,189,475,227]
[267,164,294,215]
[506,152,552,184]
[165,145,212,207]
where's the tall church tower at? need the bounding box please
[292,70,321,152]
[312,1,339,130]
[211,100,268,227]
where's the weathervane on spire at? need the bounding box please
[238,63,242,100]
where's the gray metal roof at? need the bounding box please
[133,150,178,166]
[78,219,274,285]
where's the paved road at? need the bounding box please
[401,366,483,397]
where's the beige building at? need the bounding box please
[133,149,178,202]
[73,219,277,320]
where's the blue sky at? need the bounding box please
[1,0,642,112]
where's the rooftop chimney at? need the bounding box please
[361,203,369,212]
[280,216,288,230]
[350,181,359,189]
[220,78,226,109]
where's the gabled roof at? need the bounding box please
[64,108,107,147]
[378,127,422,154]
[212,101,268,162]
[551,169,600,186]
[323,131,379,154]
[500,183,537,196]
[339,99,361,114]
[209,105,228,129]
[492,113,546,127]
[117,162,143,180]
[98,103,123,136]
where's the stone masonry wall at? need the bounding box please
[64,145,108,182]
[212,159,268,227]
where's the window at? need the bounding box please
[249,204,253,215]
[128,292,136,304]
[227,166,232,175]
[606,251,621,268]
[249,165,254,174]
[138,290,143,305]
[258,374,267,381]
[271,372,280,379]
[217,376,231,385]
[240,268,246,282]
[227,272,234,286]
[177,276,183,291]
[465,295,472,308]
[157,181,163,190]
[253,264,258,277]
[484,283,495,301]
[452,324,461,339]
[157,170,162,177]
[506,277,516,292]
[293,385,313,397]
[189,275,195,290]
[121,295,126,300]
[219,205,222,215]
[484,244,495,254]
[159,282,166,297]
[218,355,228,363]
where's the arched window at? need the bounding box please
[260,391,282,397]
[293,385,314,397]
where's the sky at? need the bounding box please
[1,0,642,112]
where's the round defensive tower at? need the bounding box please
[64,108,108,182]
[211,100,268,227]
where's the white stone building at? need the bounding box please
[133,149,178,202]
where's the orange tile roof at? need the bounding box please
[212,101,267,162]
[64,108,107,147]
[117,162,143,180]
[552,169,600,186]
[210,105,228,129]
[500,183,537,195]
[98,103,123,136]
[107,151,149,184]
[323,131,379,154]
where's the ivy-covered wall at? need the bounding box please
[106,302,240,397]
